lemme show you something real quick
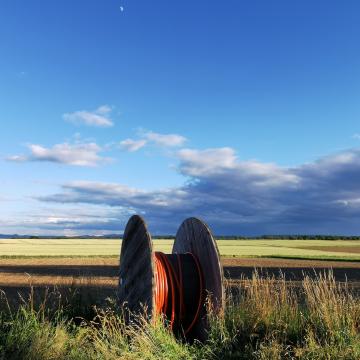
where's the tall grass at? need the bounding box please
[0,271,359,359]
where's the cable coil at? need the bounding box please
[154,252,204,335]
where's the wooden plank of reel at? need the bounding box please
[118,215,224,340]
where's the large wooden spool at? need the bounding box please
[118,215,224,339]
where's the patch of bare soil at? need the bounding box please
[221,257,360,268]
[1,257,360,291]
[221,257,360,282]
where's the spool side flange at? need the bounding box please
[118,215,155,318]
[173,217,224,338]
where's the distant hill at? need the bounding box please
[0,234,123,239]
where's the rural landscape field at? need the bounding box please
[2,237,360,290]
[2,238,360,259]
[2,1,360,359]
[1,237,360,359]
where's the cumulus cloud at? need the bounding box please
[120,138,147,152]
[143,131,187,147]
[119,130,187,152]
[7,142,110,167]
[0,204,126,235]
[39,181,186,209]
[63,105,113,127]
[30,208,123,231]
[177,147,237,176]
[35,147,360,235]
[178,147,300,187]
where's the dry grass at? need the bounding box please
[0,271,360,359]
[202,271,360,359]
[1,256,360,358]
[0,273,116,288]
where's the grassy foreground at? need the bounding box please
[0,272,360,359]
[2,238,360,260]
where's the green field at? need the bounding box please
[1,238,360,260]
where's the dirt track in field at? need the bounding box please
[0,257,360,289]
[222,257,360,282]
[1,257,360,309]
[222,257,360,268]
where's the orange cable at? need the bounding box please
[183,252,204,334]
[154,252,203,335]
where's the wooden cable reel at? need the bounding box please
[118,215,224,340]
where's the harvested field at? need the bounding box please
[1,256,360,359]
[1,240,360,312]
[1,256,360,289]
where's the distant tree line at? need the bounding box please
[215,235,360,240]
[2,234,360,240]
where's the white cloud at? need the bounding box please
[6,155,27,162]
[119,130,187,152]
[0,204,126,236]
[143,131,187,147]
[177,147,237,176]
[96,105,112,114]
[353,133,360,140]
[178,147,300,187]
[8,142,110,167]
[36,147,360,235]
[63,105,114,127]
[120,138,147,152]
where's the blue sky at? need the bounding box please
[1,0,360,235]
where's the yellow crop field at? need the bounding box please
[1,238,360,260]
